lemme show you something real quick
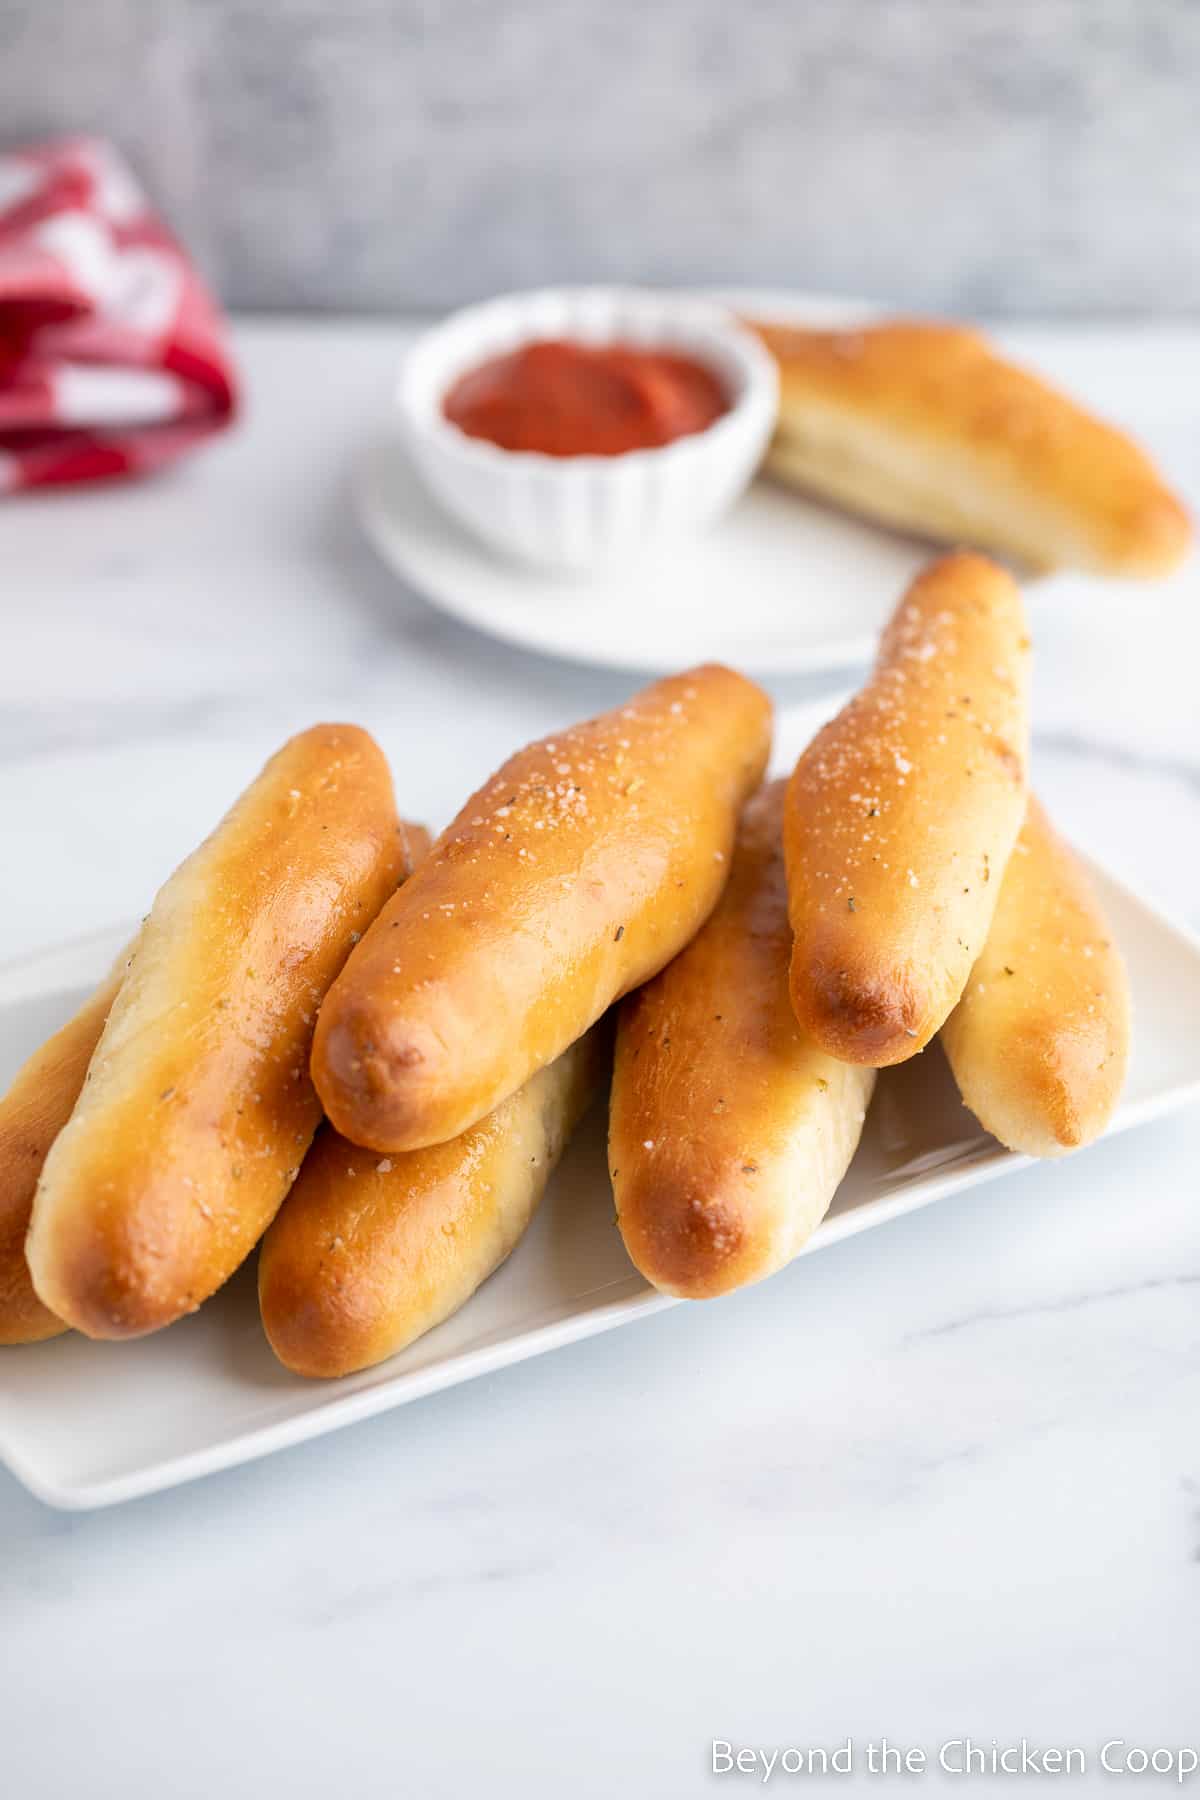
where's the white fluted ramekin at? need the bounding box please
[395,287,778,573]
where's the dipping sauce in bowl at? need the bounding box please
[442,338,731,457]
[399,288,777,569]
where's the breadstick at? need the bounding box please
[940,796,1130,1156]
[312,665,772,1153]
[750,318,1191,578]
[785,552,1030,1066]
[260,1029,602,1377]
[0,945,133,1344]
[610,781,875,1299]
[27,726,415,1340]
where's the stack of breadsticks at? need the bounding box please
[0,554,1130,1366]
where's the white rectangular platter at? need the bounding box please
[2,854,1199,1510]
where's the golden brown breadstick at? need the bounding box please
[313,665,772,1153]
[610,782,875,1299]
[0,945,133,1344]
[940,796,1130,1156]
[27,726,413,1340]
[785,552,1030,1067]
[750,318,1191,578]
[260,1029,602,1377]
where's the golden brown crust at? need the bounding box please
[785,553,1031,1066]
[260,1030,602,1378]
[312,665,772,1153]
[398,822,433,875]
[940,796,1130,1156]
[27,726,408,1340]
[750,318,1192,578]
[610,782,875,1299]
[0,948,134,1344]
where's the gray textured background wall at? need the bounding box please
[3,0,1198,316]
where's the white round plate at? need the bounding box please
[353,290,932,675]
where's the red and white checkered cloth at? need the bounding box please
[0,136,237,491]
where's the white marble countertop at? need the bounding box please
[2,319,1198,1797]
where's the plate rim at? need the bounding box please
[354,440,886,677]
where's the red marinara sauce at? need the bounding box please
[442,339,731,456]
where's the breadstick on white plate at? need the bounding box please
[940,796,1130,1156]
[0,944,133,1345]
[610,781,874,1298]
[750,317,1191,578]
[27,726,418,1340]
[312,665,772,1153]
[260,1028,603,1378]
[785,551,1030,1066]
